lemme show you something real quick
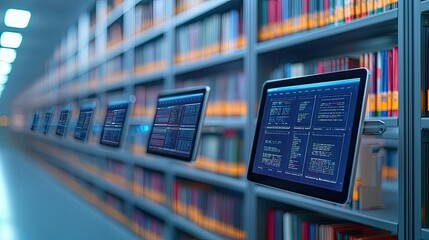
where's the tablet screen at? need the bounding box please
[247,69,369,204]
[43,112,52,135]
[56,110,70,136]
[74,106,94,141]
[30,112,39,131]
[100,102,129,147]
[147,87,210,162]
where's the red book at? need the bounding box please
[277,0,282,23]
[268,0,277,25]
[392,46,398,116]
[302,221,310,240]
[388,49,393,116]
[303,0,309,30]
[266,209,275,240]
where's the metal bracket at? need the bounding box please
[363,119,386,135]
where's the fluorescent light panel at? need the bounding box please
[0,32,22,48]
[0,75,8,85]
[0,48,16,63]
[5,9,31,29]
[0,62,11,75]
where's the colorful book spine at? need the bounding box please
[175,7,244,64]
[135,0,166,34]
[266,209,397,240]
[104,159,126,188]
[103,192,128,225]
[105,55,124,83]
[269,46,399,117]
[132,167,166,204]
[195,129,245,177]
[134,37,166,75]
[172,180,246,240]
[132,208,165,240]
[176,70,247,117]
[258,0,397,41]
[392,46,398,116]
[107,20,123,48]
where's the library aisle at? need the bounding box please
[0,128,138,240]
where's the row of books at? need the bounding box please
[194,129,246,177]
[132,166,166,204]
[107,20,123,48]
[176,70,247,117]
[132,208,165,240]
[269,46,399,117]
[175,7,245,64]
[175,0,206,14]
[266,209,397,240]
[259,0,399,41]
[172,179,247,240]
[106,55,125,83]
[135,0,165,34]
[270,57,360,80]
[103,158,127,188]
[36,155,164,240]
[362,46,399,118]
[103,192,128,225]
[133,84,163,118]
[134,37,166,75]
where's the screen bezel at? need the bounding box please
[146,86,210,162]
[74,105,95,142]
[247,68,369,204]
[99,101,130,148]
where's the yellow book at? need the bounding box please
[381,92,388,113]
[387,90,392,115]
[366,0,373,14]
[355,0,361,18]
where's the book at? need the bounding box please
[132,207,165,239]
[134,37,166,75]
[132,166,166,204]
[175,7,244,64]
[173,179,246,240]
[107,19,123,48]
[258,0,397,41]
[135,0,166,33]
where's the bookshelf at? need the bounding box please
[10,0,413,239]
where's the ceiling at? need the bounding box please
[0,0,95,115]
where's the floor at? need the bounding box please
[0,128,138,240]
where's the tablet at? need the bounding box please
[30,112,39,131]
[56,109,70,136]
[146,86,210,162]
[247,68,369,204]
[100,101,129,147]
[42,112,52,135]
[74,105,95,141]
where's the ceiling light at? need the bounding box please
[0,85,6,92]
[5,9,31,28]
[0,62,11,75]
[0,32,22,48]
[0,48,16,63]
[0,75,8,84]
